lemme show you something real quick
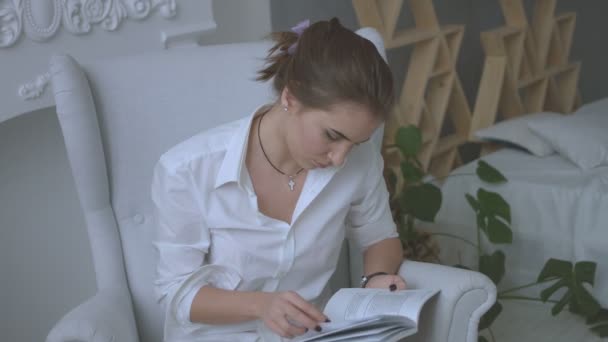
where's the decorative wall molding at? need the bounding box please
[18,71,50,100]
[0,0,177,48]
[160,21,216,49]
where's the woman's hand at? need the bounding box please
[258,291,329,338]
[365,274,407,291]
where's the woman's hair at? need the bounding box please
[257,18,395,119]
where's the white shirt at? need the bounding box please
[151,106,398,342]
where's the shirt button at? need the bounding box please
[133,214,145,224]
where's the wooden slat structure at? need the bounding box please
[352,0,472,180]
[352,0,581,178]
[471,0,581,148]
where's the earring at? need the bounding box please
[283,106,288,112]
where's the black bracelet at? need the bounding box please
[360,271,388,288]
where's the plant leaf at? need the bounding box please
[572,284,601,318]
[552,291,572,316]
[403,183,442,222]
[587,308,608,325]
[395,125,422,157]
[479,251,506,285]
[485,216,513,244]
[386,168,397,193]
[588,308,608,337]
[540,278,567,302]
[401,160,423,183]
[575,261,597,286]
[477,160,507,184]
[477,188,511,223]
[477,213,487,232]
[570,299,584,316]
[479,301,502,331]
[572,262,601,318]
[537,259,602,320]
[591,323,608,337]
[538,259,572,281]
[465,193,479,212]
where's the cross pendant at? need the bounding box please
[288,177,296,191]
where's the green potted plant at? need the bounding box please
[384,125,608,340]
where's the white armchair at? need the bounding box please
[46,28,496,342]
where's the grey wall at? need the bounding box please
[1,108,96,342]
[557,0,608,103]
[0,1,270,341]
[270,0,608,106]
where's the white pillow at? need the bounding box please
[575,97,608,115]
[474,112,560,157]
[528,107,608,169]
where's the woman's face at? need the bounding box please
[285,99,382,170]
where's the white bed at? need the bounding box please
[420,144,608,340]
[419,102,608,340]
[427,147,608,307]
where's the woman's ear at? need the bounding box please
[280,87,301,113]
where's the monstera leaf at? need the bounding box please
[466,189,512,244]
[395,125,422,157]
[402,183,442,222]
[587,308,608,337]
[478,301,503,331]
[479,250,506,285]
[538,259,601,318]
[476,160,507,184]
[401,160,423,184]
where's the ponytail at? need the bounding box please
[257,18,394,120]
[256,31,298,92]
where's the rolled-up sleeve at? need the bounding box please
[346,148,398,249]
[151,159,242,326]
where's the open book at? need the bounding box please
[293,288,439,342]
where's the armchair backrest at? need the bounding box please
[50,28,386,342]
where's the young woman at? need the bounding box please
[151,18,407,341]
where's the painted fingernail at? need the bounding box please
[389,284,397,291]
[325,318,331,323]
[315,325,322,332]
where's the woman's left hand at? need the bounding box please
[365,274,407,291]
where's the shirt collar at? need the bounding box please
[213,104,347,194]
[214,104,269,190]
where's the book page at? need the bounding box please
[293,288,439,342]
[310,324,409,342]
[323,288,439,324]
[293,316,407,342]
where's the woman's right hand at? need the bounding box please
[258,291,329,339]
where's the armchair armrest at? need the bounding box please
[399,260,497,342]
[46,289,139,342]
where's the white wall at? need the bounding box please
[0,1,270,341]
